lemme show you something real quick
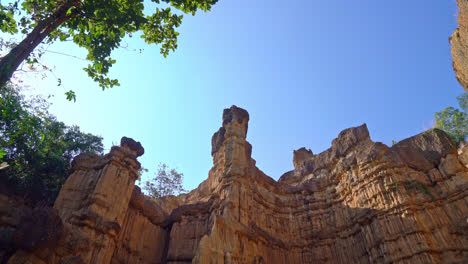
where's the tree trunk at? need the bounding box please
[0,0,79,88]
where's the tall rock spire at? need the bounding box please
[211,105,252,177]
[8,137,144,264]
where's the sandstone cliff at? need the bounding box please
[2,105,467,264]
[451,0,468,92]
[1,1,468,262]
[167,106,468,263]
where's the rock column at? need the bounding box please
[8,137,144,264]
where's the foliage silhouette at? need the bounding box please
[0,0,219,92]
[143,163,186,198]
[434,93,468,147]
[0,84,103,204]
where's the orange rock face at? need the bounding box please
[3,0,468,262]
[4,106,468,264]
[175,107,468,264]
[451,0,468,92]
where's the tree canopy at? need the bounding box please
[0,0,219,90]
[0,84,103,204]
[434,93,468,147]
[143,163,186,198]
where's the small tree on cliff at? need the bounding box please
[144,163,186,198]
[0,0,219,90]
[434,93,468,147]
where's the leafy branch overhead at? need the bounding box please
[0,0,220,89]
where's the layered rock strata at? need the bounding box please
[7,137,149,264]
[5,106,468,264]
[168,106,468,264]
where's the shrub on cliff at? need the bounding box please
[0,85,103,204]
[435,93,468,147]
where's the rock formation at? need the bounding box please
[166,107,468,263]
[451,0,468,92]
[293,147,314,169]
[3,105,467,264]
[0,1,467,262]
[460,144,468,166]
[6,137,148,264]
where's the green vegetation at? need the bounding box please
[143,163,186,199]
[434,93,468,147]
[0,0,220,93]
[0,84,103,204]
[384,179,401,192]
[402,180,434,200]
[384,179,434,200]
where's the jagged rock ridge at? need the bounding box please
[3,105,467,264]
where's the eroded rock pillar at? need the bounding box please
[55,137,144,263]
[211,105,251,177]
[8,137,144,264]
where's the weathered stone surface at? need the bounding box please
[7,138,146,264]
[439,153,465,177]
[211,105,249,157]
[280,123,371,185]
[128,186,167,225]
[459,144,468,166]
[12,206,64,251]
[222,105,249,129]
[4,107,468,264]
[451,0,468,92]
[0,189,32,263]
[111,204,167,264]
[120,137,145,157]
[293,147,313,169]
[391,128,457,172]
[174,107,468,264]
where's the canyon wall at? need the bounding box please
[451,0,468,92]
[168,107,468,263]
[3,105,468,264]
[1,1,467,263]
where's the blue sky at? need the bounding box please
[5,0,464,191]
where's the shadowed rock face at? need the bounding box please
[451,0,468,92]
[212,105,250,156]
[391,129,457,172]
[4,106,468,264]
[120,136,145,157]
[293,148,313,169]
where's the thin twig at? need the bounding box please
[42,50,87,61]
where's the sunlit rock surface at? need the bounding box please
[451,0,468,92]
[4,104,468,264]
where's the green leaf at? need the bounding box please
[0,0,220,92]
[65,90,76,102]
[434,97,468,147]
[0,149,7,161]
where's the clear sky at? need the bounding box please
[5,0,464,191]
